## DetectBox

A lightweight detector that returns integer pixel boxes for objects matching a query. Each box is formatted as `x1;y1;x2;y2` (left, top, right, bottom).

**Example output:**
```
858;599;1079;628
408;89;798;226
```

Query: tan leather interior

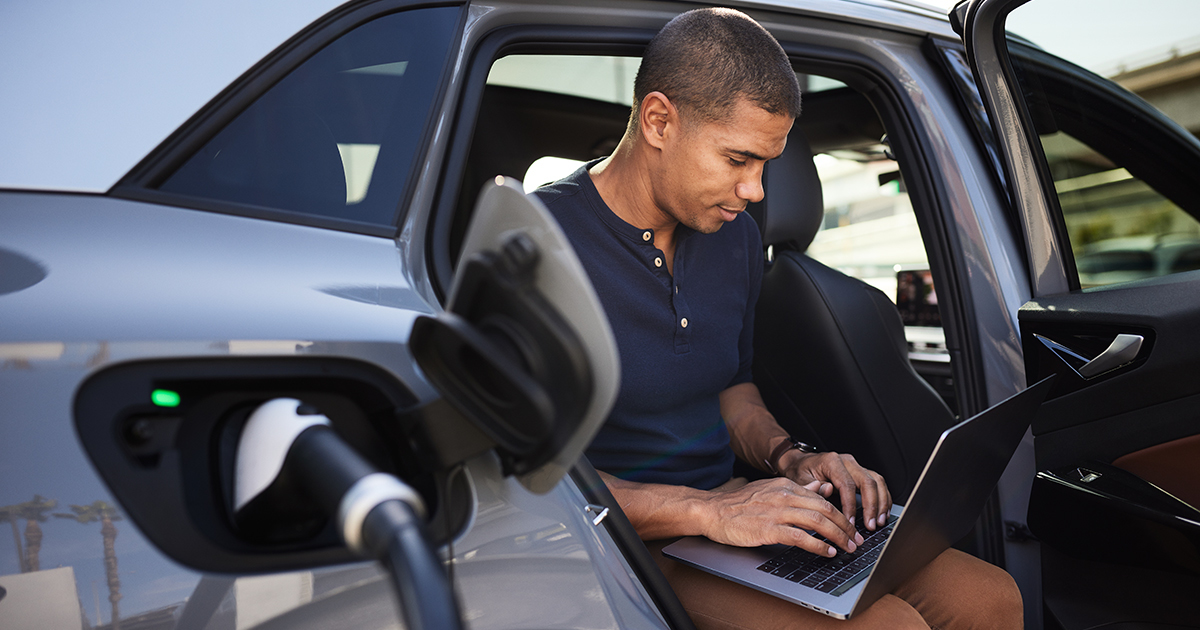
1113;433;1200;510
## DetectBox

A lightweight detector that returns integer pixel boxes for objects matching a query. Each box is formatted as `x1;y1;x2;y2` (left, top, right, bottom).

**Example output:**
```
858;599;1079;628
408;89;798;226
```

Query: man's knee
978;562;1023;624
855;595;930;630
894;549;1023;630
946;553;1024;629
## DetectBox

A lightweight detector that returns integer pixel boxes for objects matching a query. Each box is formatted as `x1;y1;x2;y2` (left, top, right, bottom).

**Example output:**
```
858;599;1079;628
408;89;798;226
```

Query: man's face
654;98;793;234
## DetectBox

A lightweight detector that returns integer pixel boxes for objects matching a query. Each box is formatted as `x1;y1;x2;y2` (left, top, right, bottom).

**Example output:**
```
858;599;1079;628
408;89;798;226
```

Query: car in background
1075;235;1200;287
3;1;1200;629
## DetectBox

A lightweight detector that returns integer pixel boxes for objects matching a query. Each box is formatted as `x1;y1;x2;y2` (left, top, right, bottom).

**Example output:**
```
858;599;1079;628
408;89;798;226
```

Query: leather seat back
747;131;954;502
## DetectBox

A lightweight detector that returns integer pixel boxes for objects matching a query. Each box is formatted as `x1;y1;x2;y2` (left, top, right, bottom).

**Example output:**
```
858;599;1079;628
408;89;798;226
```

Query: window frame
109;0;467;238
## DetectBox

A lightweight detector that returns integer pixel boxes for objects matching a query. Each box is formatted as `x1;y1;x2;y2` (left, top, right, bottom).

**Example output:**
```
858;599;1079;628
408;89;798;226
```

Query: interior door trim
1114;434;1200;510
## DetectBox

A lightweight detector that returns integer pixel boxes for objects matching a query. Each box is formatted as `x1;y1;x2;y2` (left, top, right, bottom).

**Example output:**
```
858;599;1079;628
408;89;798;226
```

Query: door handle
1034;333;1143;379
1078;334;1143;377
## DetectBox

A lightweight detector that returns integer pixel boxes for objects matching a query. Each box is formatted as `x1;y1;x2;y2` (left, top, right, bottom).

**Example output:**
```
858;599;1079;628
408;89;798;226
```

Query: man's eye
729;157;746;166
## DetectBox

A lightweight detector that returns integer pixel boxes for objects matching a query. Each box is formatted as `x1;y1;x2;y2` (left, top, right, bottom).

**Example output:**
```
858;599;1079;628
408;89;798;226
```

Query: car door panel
1020;293;1200;629
1019;281;1200;628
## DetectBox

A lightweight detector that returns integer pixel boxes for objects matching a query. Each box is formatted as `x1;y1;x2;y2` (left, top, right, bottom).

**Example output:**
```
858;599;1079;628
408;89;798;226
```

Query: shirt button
642;231;652;242
681;318;689;328
654;257;663;268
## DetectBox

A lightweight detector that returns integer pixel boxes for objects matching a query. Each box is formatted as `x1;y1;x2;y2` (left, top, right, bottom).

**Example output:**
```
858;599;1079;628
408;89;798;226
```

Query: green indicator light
151;389;181;407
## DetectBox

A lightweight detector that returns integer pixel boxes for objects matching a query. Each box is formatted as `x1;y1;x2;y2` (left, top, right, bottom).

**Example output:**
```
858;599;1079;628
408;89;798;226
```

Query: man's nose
736;167;766;203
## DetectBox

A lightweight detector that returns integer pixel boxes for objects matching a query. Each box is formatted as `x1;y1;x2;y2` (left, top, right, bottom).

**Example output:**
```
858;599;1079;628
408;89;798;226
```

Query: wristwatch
765;436;817;475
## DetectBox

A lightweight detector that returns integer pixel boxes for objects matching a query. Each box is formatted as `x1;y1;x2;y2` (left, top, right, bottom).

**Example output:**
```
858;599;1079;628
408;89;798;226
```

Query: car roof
0;0;953;194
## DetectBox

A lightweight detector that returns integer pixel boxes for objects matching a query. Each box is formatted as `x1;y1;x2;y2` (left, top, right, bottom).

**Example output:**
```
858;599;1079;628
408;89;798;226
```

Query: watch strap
765;437;817;475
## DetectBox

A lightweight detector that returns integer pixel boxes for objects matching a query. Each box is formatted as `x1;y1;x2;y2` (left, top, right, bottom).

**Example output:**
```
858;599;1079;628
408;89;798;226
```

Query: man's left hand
781;451;892;531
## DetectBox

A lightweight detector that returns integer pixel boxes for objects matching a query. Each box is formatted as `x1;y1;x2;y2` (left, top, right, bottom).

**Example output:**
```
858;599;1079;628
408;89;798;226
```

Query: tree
56;501;123;630
0;504;26;573
13;495;56;572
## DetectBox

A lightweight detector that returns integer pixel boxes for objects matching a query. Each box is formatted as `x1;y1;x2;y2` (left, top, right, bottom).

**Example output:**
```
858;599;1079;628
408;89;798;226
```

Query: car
1074;235;1200;287
3;0;1200;629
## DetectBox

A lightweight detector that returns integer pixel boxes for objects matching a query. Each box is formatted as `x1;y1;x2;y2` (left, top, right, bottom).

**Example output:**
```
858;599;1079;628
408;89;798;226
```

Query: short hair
632;8;801;130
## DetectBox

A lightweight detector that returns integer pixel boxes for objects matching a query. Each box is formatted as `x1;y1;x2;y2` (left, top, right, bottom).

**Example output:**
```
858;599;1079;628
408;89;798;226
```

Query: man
535;8;1022;629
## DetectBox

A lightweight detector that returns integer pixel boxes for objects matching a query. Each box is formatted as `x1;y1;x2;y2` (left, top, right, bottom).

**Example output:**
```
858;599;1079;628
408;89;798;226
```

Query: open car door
959;1;1200;628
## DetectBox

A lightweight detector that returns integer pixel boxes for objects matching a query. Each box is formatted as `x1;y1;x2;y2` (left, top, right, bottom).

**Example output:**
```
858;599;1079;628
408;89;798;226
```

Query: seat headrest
747;130;824;252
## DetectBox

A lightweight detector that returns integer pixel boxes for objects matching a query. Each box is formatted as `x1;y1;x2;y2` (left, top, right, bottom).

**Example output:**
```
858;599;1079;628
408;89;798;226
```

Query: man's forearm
598;470;715;540
720;382;808;475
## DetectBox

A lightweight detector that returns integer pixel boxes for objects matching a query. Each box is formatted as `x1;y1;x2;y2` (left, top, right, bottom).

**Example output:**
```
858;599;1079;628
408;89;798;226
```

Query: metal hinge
584;504;609;526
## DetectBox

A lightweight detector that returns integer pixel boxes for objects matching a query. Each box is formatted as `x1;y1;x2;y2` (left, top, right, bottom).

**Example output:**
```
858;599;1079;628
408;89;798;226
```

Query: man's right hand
698;477;864;557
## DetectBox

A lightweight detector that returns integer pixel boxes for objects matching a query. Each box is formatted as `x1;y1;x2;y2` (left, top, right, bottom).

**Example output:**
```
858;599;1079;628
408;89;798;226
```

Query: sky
920;0;1200;74
0;0;340;192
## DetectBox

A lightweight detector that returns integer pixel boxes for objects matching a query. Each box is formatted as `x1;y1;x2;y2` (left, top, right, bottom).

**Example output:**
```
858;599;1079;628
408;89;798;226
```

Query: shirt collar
574;158;695;247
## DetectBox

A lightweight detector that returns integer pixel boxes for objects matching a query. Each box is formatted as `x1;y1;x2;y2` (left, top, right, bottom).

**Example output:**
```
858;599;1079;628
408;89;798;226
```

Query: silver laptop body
662;377;1053;619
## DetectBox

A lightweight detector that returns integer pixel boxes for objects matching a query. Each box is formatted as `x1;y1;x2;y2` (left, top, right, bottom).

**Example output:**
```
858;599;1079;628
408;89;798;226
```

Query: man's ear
639;91;677;150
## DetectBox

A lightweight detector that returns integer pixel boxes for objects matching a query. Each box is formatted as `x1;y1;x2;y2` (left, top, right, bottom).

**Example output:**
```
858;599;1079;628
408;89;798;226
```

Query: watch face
787;437;815;453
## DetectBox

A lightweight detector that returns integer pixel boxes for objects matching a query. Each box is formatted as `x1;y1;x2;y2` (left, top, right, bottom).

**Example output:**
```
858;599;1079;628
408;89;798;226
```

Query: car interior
444;55;960;506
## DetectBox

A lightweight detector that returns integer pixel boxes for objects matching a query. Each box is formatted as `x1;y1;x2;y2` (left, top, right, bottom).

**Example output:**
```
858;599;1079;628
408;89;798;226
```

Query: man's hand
700;477;864;557
781;451;892;531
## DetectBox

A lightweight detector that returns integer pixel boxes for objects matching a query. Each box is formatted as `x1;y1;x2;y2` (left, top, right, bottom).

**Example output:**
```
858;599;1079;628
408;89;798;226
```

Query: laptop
662;376;1053;619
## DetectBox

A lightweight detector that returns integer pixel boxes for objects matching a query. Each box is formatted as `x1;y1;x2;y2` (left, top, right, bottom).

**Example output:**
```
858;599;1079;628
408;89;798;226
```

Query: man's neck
589;144;680;272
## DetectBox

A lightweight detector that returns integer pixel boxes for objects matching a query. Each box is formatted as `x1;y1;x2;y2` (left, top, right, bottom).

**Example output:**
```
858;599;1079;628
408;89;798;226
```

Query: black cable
363;500;463;630
286;424;462;630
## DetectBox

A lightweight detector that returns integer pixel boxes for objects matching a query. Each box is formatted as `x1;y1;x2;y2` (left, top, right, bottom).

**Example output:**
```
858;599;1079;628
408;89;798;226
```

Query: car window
485;55;639;192
485;57;918;300
157;7;459;227
1004;0;1200;288
487;56;850;112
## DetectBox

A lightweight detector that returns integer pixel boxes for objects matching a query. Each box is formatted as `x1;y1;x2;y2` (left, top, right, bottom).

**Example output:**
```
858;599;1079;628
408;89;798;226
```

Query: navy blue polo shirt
535;163;763;490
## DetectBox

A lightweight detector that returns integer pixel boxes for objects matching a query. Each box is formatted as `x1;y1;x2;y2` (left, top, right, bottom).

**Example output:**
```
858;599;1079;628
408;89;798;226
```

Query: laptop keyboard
755;510;897;596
